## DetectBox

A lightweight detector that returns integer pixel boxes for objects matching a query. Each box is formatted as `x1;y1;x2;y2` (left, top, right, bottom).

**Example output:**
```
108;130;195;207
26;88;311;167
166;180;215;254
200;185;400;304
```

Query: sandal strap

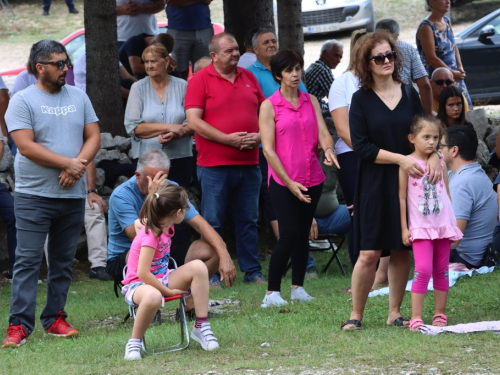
432;313;448;323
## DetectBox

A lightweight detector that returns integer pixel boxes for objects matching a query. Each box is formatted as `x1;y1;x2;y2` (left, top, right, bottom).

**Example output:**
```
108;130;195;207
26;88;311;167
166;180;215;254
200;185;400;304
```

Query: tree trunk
223;0;274;54
277;0;304;56
83;0;126;136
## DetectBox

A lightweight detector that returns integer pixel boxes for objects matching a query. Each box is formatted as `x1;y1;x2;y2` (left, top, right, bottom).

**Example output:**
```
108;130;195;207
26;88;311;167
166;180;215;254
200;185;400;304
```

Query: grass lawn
1;246;499;374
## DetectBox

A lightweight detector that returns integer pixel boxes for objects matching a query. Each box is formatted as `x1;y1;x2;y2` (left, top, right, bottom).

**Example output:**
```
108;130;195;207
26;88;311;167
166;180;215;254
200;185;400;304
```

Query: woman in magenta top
259;50;339;308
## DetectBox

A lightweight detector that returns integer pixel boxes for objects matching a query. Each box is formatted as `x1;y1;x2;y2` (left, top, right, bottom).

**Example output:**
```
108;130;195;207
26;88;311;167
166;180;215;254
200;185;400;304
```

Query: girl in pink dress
398;115;462;332
122;184;218;360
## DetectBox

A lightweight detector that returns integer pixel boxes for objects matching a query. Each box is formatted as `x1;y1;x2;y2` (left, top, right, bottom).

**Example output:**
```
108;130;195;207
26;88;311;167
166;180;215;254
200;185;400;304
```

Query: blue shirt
107;176;199;260
448;162;497;266
166;3;211;30
247;60;308;99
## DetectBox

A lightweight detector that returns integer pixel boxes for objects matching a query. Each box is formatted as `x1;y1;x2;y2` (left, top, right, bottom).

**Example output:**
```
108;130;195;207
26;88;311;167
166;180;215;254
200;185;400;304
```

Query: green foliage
1;248;499;374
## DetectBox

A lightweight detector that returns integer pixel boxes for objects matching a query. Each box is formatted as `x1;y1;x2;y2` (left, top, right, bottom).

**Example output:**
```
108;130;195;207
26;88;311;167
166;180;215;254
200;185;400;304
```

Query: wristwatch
87;189;99;195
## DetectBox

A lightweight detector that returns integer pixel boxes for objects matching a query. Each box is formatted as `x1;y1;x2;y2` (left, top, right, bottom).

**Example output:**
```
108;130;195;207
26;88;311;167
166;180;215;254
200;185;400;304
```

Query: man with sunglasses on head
2;40;100;348
431;67;469;115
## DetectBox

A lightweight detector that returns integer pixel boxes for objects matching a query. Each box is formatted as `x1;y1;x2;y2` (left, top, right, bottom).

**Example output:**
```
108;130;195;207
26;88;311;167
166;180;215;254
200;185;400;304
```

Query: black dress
349;84;424;253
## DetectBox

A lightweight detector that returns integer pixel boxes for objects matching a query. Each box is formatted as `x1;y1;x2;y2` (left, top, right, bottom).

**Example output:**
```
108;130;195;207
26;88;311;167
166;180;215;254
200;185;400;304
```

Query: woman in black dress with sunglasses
341;31;442;330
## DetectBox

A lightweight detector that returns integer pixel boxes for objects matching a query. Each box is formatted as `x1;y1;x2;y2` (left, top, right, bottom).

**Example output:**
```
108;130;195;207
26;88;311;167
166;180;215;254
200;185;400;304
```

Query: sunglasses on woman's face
369;51;397;65
432;79;454;86
38;59;73;70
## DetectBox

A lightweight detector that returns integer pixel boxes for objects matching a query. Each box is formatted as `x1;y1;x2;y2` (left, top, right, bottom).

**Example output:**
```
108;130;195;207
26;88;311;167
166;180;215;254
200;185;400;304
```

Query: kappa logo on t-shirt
41;105;77;116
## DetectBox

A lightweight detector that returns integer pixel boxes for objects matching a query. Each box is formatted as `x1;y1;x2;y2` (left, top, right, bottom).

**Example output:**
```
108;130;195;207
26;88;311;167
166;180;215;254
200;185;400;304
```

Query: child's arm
137;246;188;297
398;167;412;247
134;219;144;235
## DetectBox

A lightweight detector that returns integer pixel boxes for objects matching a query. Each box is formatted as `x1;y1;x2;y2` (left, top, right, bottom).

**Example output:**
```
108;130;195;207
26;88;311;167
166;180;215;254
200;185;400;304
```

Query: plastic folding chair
122;257;190;355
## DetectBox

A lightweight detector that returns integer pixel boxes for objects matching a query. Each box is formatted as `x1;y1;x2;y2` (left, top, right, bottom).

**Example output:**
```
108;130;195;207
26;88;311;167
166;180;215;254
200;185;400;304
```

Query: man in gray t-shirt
441;125;497;268
2;40;100;349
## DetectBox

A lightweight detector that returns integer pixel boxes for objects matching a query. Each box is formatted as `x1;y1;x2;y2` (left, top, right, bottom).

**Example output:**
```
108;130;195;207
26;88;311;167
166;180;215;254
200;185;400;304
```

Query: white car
302;0;375;35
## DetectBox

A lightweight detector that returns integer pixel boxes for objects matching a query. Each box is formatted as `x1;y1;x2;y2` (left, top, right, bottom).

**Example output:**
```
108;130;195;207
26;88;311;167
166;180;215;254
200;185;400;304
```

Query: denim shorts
122;271;171;306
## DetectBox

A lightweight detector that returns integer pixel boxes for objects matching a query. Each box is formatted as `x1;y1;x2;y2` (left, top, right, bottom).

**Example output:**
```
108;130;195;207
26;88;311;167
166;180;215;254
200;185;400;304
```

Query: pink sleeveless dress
406;156;462;241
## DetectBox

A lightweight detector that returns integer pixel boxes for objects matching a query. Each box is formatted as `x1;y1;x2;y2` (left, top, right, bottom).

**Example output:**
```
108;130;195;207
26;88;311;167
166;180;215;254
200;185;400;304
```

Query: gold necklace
374;84;395;103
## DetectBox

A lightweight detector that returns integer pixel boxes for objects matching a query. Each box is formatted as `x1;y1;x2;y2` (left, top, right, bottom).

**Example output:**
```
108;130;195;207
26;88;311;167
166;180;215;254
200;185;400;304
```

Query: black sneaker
69;8;79;13
43;10;49;15
89;267;113;281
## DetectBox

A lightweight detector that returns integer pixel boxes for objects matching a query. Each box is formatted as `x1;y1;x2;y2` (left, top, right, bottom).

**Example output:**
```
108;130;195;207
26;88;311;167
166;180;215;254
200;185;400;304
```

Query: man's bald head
209;33;238;54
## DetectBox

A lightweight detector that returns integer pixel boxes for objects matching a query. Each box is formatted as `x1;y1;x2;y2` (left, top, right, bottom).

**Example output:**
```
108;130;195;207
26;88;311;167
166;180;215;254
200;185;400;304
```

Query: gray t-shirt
124;76;191;160
5;84;99;199
448;162;498;266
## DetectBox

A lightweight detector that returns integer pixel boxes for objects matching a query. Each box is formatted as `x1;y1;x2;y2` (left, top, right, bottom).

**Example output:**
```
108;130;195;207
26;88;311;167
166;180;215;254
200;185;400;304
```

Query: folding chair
122;256;190;355
309;234;347;276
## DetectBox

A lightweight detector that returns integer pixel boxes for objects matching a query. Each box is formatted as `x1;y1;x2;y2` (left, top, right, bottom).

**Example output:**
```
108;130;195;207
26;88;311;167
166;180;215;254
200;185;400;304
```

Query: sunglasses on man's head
432;79;454;86
369;51;397;65
38;59;73;70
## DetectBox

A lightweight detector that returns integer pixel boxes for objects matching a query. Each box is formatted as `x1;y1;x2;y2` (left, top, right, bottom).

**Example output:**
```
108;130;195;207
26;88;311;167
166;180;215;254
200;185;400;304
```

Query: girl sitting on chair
122;184;219;360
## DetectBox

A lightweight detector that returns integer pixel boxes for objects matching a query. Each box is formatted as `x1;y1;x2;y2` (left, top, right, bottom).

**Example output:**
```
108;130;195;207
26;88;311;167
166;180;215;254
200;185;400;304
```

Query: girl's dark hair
139;184;189;237
437;85;465;127
408;115;443;151
351;30;402;90
270;49;304;85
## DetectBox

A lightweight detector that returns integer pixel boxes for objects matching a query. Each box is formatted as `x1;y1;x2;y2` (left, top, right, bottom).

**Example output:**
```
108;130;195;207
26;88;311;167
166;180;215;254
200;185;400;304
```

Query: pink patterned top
406;156;463;241
122;225;175;285
267;89;325;188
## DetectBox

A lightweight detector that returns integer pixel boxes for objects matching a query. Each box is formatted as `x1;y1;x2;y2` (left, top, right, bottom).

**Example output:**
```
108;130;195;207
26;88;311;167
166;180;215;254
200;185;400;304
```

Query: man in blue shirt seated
441;125;497;268
106;149;237;305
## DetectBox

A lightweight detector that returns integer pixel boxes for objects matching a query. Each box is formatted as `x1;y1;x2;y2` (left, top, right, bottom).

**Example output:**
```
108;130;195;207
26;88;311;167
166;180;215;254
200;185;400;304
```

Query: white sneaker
261;291;288;308
191;322;219;351
124;339;142;360
309;239;331;250
291;287;315;302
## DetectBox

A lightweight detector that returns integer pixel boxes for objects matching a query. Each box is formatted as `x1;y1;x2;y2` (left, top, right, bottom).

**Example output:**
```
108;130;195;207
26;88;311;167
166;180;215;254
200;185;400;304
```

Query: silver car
302;0;375;35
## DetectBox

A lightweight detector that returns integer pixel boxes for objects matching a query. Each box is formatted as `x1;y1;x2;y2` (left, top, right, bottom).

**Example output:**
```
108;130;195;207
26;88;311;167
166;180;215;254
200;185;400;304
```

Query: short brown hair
270;50;304;85
139;184;189;237
142;43;174;73
351;30;402;90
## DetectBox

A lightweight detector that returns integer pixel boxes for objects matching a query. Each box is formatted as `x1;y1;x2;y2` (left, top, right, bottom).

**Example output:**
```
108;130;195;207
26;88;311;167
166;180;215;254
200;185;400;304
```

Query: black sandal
341;319;362;330
391;316;410;327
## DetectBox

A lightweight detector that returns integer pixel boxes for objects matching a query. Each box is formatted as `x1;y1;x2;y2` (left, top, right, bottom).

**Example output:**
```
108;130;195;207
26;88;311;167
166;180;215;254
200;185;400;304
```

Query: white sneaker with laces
261;291;289;308
291;286;315;302
124;339;142;360
191;322;219;351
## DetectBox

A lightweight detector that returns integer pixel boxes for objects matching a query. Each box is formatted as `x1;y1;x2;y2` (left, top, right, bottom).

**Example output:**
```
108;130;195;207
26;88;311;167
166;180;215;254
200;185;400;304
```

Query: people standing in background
116;0;165;48
42;0;79;16
166;0;214;80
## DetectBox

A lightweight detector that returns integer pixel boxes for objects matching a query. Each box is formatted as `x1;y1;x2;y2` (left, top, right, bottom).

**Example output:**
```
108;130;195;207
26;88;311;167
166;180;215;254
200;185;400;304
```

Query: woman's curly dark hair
351;30;402;91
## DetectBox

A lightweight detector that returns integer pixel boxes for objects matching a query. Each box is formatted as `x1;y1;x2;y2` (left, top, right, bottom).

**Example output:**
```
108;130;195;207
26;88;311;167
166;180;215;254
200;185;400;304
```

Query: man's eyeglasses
438;143;452;150
369;51;397;65
432;79;454;86
38;59;73;70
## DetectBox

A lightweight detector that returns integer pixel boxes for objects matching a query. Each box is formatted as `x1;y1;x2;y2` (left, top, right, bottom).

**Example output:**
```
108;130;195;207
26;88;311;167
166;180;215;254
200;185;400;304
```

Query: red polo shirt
185;63;265;167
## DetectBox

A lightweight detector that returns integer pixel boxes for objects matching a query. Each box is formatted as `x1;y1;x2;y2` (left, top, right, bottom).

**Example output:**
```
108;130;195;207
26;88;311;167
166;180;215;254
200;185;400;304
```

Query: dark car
456;8;500;104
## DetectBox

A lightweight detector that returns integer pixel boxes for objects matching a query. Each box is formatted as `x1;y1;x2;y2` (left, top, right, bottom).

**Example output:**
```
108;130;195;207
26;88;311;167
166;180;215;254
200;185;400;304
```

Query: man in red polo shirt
186;32;266;285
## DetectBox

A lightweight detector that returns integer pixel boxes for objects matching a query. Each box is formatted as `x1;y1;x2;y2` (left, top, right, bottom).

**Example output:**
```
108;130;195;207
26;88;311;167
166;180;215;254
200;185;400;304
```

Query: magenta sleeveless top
267;89;325;188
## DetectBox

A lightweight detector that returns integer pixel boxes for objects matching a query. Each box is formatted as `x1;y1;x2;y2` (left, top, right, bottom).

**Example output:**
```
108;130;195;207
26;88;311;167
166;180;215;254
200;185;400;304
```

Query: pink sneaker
2;324;28;348
45;310;79;338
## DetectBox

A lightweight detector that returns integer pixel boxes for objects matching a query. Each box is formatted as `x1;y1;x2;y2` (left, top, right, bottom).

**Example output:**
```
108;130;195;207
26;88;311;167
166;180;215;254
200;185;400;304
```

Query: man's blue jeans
9;193;85;335
197;165;262;282
307;204;351;269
